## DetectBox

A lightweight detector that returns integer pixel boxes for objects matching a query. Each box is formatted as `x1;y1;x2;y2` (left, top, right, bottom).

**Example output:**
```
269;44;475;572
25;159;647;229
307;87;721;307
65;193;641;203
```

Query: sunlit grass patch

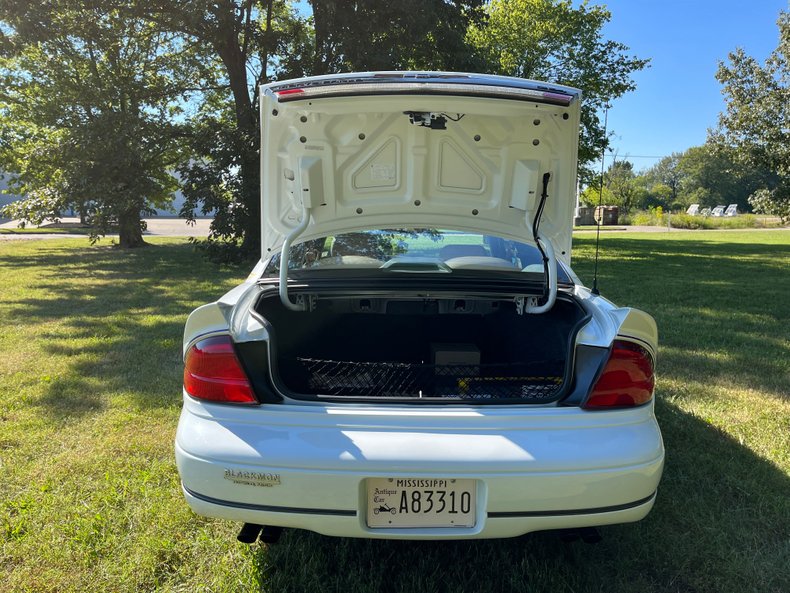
1;231;788;592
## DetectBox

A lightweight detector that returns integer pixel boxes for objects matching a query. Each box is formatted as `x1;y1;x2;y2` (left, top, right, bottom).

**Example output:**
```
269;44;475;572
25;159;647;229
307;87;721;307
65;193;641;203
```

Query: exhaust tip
237;523;284;544
237;523;262;544
259;525;284;544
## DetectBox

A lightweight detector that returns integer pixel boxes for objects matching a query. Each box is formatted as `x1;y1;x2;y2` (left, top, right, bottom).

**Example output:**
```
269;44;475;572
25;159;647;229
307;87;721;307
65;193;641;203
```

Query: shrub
624;209;775;230
665;213;708;229
631;207;666;227
667;213;765;229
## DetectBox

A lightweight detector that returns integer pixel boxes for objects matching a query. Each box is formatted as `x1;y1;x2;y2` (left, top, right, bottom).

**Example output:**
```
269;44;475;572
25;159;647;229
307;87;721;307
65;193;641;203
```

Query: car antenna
591;106;609;296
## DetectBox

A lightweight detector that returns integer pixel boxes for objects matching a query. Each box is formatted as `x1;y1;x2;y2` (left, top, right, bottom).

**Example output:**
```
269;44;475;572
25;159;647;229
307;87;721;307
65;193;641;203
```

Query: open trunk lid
259;72;582;268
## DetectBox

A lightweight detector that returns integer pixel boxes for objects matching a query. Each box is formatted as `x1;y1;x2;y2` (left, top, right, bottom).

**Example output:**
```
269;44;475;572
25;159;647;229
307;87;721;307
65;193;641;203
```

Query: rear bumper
182;484;657;540
175;395;664;539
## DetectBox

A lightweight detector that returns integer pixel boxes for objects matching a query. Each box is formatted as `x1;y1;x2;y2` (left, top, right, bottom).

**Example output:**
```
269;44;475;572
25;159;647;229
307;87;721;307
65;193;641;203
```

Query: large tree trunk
215;16;260;257
238;150;260;256
309;0;336;75
117;207;146;248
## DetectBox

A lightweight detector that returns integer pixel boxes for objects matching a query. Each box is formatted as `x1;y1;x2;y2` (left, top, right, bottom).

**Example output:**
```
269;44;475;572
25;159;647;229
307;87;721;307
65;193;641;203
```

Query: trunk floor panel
295;357;564;400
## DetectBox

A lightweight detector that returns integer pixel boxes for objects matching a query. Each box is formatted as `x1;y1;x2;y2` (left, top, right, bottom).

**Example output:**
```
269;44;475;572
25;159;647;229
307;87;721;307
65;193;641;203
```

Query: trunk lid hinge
295;293;317;312
279;205;312;311
515;296;541;316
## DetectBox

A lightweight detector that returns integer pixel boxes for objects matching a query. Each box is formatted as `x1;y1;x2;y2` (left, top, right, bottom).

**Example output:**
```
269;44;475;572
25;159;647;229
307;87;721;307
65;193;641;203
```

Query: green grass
1;232;788;592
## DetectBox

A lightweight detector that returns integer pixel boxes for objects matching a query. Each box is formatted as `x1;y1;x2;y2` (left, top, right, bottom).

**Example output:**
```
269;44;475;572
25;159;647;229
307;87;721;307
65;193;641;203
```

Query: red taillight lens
583;340;655;409
183;336;257;404
275;88;305;98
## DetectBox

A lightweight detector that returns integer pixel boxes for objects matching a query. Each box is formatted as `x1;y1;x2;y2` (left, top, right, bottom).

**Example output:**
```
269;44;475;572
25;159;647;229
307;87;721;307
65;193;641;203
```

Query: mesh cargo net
295;357;564;401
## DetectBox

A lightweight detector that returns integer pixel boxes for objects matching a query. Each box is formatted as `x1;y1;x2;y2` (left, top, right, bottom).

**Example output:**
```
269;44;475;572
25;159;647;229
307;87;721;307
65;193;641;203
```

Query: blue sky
595;0;787;171
293;1;786;172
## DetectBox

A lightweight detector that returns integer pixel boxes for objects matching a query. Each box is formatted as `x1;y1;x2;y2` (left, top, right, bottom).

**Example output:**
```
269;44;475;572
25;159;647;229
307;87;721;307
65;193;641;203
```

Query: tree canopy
0;1;205;246
468;0;648;182
1;0;655;252
712;11;789;222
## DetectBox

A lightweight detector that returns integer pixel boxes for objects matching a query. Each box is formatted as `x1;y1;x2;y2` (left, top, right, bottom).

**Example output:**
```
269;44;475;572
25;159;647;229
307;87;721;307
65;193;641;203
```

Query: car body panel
175;72;663;540
181;487;657;540
259;72;581;267
176;395;663;539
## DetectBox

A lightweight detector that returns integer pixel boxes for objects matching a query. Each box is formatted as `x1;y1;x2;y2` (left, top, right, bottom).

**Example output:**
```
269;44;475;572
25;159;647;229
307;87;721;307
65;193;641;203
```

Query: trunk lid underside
260;72;582;268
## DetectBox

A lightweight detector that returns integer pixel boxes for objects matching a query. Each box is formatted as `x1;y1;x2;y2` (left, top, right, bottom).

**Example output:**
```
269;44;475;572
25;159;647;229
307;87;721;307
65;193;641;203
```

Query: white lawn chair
724;204;738;217
686;204;700;215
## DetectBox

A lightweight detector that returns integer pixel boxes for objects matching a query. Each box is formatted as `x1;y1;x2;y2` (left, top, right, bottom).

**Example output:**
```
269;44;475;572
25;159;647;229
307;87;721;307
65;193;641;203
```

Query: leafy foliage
603;160;645;213
749;188;790;224
597;141;779;216
643;153;683;205
0;1;200;247
712;11;789;223
676;144;764;211
144;0;486;260
130;0;300;257
309;0;485;74
0;1;662;252
468;0;649;182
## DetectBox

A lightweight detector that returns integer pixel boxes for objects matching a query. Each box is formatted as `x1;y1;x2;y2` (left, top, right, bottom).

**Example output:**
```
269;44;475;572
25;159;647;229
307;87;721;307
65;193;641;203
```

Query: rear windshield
264;229;571;282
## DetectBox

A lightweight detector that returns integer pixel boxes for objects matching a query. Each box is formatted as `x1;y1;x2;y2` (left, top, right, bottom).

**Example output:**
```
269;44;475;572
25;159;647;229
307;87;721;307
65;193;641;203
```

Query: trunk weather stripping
522;172;557;314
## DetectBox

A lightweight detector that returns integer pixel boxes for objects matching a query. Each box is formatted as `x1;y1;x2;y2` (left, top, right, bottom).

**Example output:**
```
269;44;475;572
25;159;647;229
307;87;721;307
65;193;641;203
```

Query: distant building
0;171;211;219
0;174;21;209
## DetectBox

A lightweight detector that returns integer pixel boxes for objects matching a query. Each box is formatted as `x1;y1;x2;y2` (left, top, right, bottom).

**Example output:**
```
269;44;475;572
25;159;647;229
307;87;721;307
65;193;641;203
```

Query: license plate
366;478;476;528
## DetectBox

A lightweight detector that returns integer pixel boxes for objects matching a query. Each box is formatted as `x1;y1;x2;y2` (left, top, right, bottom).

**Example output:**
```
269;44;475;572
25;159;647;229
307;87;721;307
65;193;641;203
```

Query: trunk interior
253;292;588;403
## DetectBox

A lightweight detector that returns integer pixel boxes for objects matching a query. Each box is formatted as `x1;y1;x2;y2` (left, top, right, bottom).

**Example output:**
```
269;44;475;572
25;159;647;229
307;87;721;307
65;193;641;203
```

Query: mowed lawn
1;231;788;593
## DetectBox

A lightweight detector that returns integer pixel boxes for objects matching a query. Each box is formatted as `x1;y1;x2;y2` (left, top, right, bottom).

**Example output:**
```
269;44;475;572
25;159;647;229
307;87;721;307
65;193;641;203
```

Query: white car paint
259;73;581;268
175;72;663;540
176;391;663;539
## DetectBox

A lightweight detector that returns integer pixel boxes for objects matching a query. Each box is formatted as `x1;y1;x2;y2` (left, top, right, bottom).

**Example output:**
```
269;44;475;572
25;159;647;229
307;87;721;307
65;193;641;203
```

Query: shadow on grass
572;236;790;399
256;399;789;593
253;235;789;592
0;242;247;421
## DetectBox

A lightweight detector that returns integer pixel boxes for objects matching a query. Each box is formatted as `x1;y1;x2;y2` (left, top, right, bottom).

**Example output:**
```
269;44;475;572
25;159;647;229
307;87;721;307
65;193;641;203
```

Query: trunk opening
252;291;588;403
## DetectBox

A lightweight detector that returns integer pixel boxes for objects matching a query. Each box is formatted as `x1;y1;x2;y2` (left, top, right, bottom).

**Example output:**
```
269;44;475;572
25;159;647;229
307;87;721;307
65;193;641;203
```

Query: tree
0;2;200;247
712;11;789;222
604;160;642;213
579;183;615;208
139;1;485;258
642;182;673;210
677;144;766;212
309;0;485;74
467;0;649;182
644;153;684;205
127;1;299;255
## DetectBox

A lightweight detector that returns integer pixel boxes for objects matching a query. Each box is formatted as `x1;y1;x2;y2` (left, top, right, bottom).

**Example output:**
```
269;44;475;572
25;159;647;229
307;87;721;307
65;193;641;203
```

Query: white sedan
175;72;664;542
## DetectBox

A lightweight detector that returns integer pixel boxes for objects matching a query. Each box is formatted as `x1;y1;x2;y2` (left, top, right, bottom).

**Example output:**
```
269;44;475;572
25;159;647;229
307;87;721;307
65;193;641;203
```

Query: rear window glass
264;229;571;282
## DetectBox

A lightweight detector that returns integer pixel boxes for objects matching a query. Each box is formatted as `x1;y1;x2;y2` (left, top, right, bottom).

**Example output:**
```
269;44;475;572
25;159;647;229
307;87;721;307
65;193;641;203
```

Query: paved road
2;218;787;242
0;217;212;241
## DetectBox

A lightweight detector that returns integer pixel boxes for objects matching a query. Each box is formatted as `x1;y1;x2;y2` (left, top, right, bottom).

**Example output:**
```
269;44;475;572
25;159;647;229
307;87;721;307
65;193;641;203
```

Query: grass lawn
1;231;788;592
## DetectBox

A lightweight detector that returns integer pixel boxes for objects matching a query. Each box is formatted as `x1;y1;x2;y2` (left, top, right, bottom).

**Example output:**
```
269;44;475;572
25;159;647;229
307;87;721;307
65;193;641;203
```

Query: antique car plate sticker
367;478;476;528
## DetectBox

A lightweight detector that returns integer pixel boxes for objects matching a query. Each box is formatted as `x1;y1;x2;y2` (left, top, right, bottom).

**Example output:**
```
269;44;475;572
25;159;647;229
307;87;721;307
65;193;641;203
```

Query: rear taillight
183;335;257;404
583;340;655;409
